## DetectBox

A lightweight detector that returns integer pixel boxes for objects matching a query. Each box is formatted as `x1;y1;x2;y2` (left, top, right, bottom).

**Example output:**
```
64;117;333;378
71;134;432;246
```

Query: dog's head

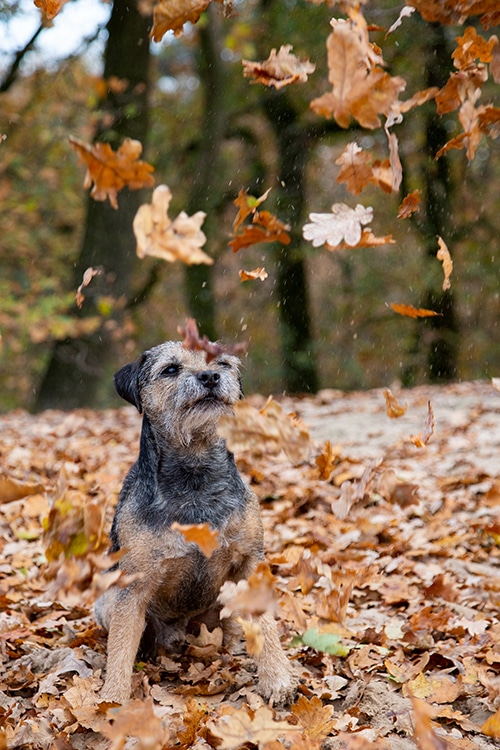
114;341;242;446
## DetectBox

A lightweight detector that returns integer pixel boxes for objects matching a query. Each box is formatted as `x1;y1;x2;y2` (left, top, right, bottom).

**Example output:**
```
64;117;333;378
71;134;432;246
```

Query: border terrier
94;341;297;705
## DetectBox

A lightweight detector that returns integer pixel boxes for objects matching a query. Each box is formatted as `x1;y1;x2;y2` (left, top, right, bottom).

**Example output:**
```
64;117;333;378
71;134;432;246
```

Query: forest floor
1;380;500;749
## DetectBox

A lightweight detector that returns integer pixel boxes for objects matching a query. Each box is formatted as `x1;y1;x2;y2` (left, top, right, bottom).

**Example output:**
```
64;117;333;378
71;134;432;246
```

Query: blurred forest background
1;0;499;412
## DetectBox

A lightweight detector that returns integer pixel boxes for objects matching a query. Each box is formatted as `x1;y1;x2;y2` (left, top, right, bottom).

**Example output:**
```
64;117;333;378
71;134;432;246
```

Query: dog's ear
114;355;145;413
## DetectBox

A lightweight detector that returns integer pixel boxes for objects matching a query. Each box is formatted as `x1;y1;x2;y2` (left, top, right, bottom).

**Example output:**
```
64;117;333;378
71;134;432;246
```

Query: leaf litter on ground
1;380;500;748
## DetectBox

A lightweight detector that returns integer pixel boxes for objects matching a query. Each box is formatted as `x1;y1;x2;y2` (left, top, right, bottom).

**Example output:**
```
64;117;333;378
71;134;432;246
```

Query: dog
94;341;297;705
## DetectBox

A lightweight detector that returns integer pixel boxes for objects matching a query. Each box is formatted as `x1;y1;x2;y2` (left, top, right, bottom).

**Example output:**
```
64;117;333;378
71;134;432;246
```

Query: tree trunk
402;23;459;386
183;5;226;342
34;0;151;411
263;90;319;394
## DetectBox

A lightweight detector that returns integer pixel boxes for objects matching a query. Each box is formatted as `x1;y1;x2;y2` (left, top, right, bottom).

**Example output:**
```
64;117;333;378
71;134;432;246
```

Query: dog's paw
257;665;299;707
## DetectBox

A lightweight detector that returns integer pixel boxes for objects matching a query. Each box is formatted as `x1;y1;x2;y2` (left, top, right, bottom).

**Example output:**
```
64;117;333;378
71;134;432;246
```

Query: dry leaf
315;440;339;480
436;236;453;291
134;185;211;265
233;188;271;232
398;189;421;218
207;705;300;749
242;44;315;89
409;695;448;750
383;388;408;418
390;303;442;319
75;267;103;309
310;16;405;129
101;697;167;749
239;267;268;282
171;522;219;558
237;617;264;656
151;0;212;41
482;706;500;738
0;476;45;504
290;696;335;741
69;136;154;210
219;563;276;619
386;6;416;36
335;143;373;195
34;0;68;19
178;318;247;363
303;204;373;248
410;401;435;448
217;396;312;464
230;212;290;252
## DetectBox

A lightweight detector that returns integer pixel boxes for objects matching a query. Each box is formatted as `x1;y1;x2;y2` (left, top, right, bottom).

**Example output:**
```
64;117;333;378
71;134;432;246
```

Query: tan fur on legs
254;612;298;706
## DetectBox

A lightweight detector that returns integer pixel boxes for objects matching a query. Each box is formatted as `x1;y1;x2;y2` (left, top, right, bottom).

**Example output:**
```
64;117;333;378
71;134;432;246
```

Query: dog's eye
160;363;181;377
218;360;232;369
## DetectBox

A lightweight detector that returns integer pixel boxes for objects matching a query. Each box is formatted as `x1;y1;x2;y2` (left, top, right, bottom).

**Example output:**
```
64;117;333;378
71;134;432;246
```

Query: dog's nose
197;370;221;389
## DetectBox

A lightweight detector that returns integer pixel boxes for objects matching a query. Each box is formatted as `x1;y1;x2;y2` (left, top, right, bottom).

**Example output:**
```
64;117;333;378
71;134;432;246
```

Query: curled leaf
242;44;315;88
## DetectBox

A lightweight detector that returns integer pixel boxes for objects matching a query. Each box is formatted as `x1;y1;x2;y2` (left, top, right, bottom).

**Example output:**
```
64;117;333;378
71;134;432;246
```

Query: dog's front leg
100;585;149;703
254;611;298;707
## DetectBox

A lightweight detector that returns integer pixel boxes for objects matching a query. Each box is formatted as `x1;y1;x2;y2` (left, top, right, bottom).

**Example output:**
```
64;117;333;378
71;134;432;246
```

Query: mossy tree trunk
35;0;151;410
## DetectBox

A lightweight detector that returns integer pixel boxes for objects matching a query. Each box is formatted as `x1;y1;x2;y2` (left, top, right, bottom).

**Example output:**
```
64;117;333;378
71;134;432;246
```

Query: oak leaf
290;696;336;741
171;522;219;558
315;440;340;480
150;0;211;41
217;396;312;464
303;204;373;248
478;105;500;137
75;267;103;309
230;207;290;252
218;563;276;619
390;303;442;319
178;318;247;363
398;189;421;219
409;696;448;750
101;698;167;749
34;0;67;19
242;45;315;89
310;17;405;129
133;185;211;265
69;136;154;210
335;143;373;195
407;0;497;25
239;267;268;282
233;188;271;231
453;26;496;70
383;388;408;418
410;401;435;448
436;236;453;291
237;617;264;656
482;706;500;738
207;705;300;750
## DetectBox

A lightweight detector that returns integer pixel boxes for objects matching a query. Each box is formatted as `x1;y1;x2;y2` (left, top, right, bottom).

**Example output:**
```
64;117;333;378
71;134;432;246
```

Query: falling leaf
233;188;271;232
310;17;406;129
133;184;211;265
410;401;435;448
207;705;300;750
315;440;339;480
398;189;421;218
335;143;373;195
171;522;219;558
34;0;68;19
478;106;500;137
294;628;350;656
409;695;448;750
230;211;291;252
290;696;336;741
390;303;442;319
150;0;211;41
219;563;277;619
69;136;154;210
492;377;500;391
383;388;408;418
452;26;496;71
217;396;312;464
177;318;247;363
0;476;45;504
331;229;395;250
303;204;373;248
242;44;315;89
239;267;268;282
237;617;264;656
75;267;103;309
101;697;167;749
386;6;416;37
436;236;453;291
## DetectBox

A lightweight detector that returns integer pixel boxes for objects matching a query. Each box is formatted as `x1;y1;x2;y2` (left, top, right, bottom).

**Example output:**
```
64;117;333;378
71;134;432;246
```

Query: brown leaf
239;267;268;282
410;401;435;448
217;396;312;464
398;189;421;218
237;617;264;656
452;26;496;71
177;318;247;363
436;236;453;291
75;267;103;309
478;105;500;137
171;522;219;557
34;0;67;19
230;211;291;252
409;696;448;750
315;440;340;480
390;303;442;319
242;45;315;89
151;0;211;41
219;562;277;619
69;136;154;209
233;188;271;232
101;697;168;749
207;705;300;749
290;696;335;741
335;143;373;195
482;706;500;738
383;388;408;418
0;476;45;504
134;185;211;266
176;698;208;746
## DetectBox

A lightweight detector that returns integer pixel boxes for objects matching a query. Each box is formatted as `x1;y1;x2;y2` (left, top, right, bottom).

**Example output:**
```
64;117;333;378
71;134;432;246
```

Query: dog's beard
167;397;232;448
